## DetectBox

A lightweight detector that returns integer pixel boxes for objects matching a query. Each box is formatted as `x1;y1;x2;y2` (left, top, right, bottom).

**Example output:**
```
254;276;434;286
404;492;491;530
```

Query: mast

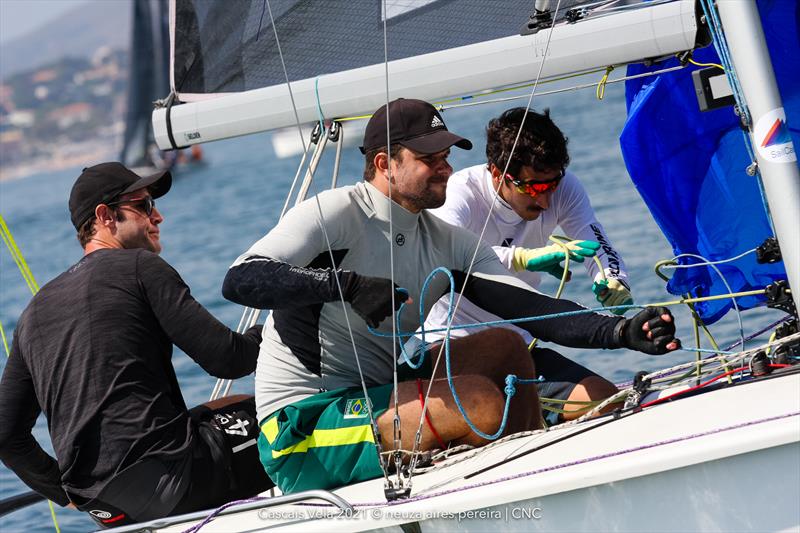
716;2;800;313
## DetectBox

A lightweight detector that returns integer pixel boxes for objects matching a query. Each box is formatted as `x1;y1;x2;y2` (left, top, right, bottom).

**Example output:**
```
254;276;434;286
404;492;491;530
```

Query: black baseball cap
69;162;172;230
359;98;472;155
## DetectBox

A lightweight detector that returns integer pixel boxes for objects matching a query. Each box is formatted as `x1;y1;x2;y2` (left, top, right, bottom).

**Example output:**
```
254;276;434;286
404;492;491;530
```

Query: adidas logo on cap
430;115;444;128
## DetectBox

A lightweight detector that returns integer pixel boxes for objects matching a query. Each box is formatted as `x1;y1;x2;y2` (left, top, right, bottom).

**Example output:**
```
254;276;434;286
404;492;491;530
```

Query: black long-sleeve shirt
0;248;260;505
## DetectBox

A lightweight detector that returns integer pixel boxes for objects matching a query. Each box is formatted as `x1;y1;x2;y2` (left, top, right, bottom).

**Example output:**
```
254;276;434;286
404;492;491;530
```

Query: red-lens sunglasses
504;169;564;197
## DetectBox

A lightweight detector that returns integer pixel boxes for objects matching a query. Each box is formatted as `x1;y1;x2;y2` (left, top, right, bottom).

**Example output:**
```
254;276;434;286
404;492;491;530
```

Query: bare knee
451;375;505;445
561;376;619;420
576;376;618;400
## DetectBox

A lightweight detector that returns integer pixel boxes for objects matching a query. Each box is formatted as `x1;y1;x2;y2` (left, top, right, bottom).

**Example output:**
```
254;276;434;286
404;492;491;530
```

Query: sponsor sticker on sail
754;108;796;163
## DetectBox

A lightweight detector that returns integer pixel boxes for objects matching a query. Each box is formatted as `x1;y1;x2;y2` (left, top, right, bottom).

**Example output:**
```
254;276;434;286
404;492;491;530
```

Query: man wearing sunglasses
223;99;679;495
0;162;272;527
416;107;634;424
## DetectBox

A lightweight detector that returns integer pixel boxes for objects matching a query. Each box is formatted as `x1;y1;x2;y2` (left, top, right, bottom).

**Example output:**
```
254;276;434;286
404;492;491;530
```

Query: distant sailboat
120;0;203;174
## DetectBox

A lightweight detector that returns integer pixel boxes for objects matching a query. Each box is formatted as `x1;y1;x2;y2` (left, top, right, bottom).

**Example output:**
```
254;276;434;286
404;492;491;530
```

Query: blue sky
0;0;90;43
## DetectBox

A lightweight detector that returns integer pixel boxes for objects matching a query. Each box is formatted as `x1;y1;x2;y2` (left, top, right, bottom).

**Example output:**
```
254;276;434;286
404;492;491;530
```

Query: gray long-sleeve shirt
224;181;624;423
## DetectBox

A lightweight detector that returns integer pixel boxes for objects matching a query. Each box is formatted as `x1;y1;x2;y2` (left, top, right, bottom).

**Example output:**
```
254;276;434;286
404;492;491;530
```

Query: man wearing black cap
223;99;679;495
0;162;272;527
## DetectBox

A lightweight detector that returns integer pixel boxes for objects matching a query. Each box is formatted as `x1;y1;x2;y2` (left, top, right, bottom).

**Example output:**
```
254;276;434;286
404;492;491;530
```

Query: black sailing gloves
617;306;681;355
341;272;409;328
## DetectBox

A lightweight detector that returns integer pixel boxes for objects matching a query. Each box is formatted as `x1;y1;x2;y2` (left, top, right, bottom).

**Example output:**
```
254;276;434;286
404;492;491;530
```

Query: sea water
0;85;783;532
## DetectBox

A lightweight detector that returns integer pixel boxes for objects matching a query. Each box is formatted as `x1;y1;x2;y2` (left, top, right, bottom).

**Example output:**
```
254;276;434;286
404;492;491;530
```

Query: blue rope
396;267;455;368
313;77;326;134
366;264;752;438
374;267;551;440
371;302;644;340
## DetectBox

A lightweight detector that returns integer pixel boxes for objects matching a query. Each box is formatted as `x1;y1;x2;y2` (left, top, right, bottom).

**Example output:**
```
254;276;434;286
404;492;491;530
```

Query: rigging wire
671;252;748;353
210;0;327;400
697;0;775;234
440;64;686;112
333;64;687;124
254;0;394;484
653;247;760;380
655;246;760;380
211;126;330;401
380;0;406;492
409;0;567;479
264;0;309;155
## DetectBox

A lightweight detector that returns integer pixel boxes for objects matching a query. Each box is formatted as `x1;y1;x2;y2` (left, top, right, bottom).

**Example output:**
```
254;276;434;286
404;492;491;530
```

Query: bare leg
376;376;505;451
200;394;252;409
428;328;541;433
559;376;618;420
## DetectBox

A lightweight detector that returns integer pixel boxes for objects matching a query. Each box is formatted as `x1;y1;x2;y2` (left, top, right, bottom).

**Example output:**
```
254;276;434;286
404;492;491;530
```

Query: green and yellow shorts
257;384;392;494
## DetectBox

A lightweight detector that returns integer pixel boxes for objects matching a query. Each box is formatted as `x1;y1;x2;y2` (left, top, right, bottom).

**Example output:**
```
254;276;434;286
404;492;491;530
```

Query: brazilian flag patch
343;398;369;419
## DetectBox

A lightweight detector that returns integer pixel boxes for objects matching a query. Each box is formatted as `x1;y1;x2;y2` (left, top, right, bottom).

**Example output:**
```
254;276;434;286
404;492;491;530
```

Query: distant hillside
1;0;132;80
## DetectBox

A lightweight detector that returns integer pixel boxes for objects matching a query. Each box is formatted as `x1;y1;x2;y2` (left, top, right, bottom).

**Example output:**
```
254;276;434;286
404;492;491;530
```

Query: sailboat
36;0;800;531
120;0;204;174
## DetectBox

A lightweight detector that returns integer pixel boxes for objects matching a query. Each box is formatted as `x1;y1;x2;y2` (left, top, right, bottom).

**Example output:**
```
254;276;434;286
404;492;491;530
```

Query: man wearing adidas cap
224;98;680;494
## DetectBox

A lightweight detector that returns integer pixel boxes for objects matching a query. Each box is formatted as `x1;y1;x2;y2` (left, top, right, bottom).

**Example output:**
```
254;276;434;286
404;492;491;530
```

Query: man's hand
244;324;263;343
592;278;634;315
342;273;411;328
512;240;600;275
620;307;681;355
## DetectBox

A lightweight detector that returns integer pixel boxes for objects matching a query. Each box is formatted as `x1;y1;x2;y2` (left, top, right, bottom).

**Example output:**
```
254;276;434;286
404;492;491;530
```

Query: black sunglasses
106;196;156;216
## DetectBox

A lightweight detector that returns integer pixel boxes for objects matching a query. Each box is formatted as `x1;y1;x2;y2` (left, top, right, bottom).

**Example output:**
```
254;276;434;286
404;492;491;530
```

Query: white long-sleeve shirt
414;164;628;347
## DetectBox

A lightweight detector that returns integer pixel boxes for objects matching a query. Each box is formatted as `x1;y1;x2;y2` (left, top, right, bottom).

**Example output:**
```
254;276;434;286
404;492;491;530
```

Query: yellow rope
0;320;9;356
645;289;766;308
596;65;614;100
48;500;61;533
654;260;734;381
687;57;725;71
527;235;608;351
0;214;39;360
541;396;622;416
766;331;777;355
336;68;610;123
0;215;60;531
0;214;39;294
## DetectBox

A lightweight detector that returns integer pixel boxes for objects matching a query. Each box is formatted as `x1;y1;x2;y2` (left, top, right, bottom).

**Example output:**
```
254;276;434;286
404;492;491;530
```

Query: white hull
139;370;800;533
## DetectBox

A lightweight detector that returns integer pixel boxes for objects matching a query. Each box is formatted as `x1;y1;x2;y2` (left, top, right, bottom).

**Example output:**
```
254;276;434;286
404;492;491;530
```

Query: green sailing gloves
511;240;601;277
592;277;634;314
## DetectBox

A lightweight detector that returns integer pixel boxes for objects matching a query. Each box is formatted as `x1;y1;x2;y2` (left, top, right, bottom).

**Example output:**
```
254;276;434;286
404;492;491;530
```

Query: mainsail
154;0;701;148
172;0;544;97
620;0;797;323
